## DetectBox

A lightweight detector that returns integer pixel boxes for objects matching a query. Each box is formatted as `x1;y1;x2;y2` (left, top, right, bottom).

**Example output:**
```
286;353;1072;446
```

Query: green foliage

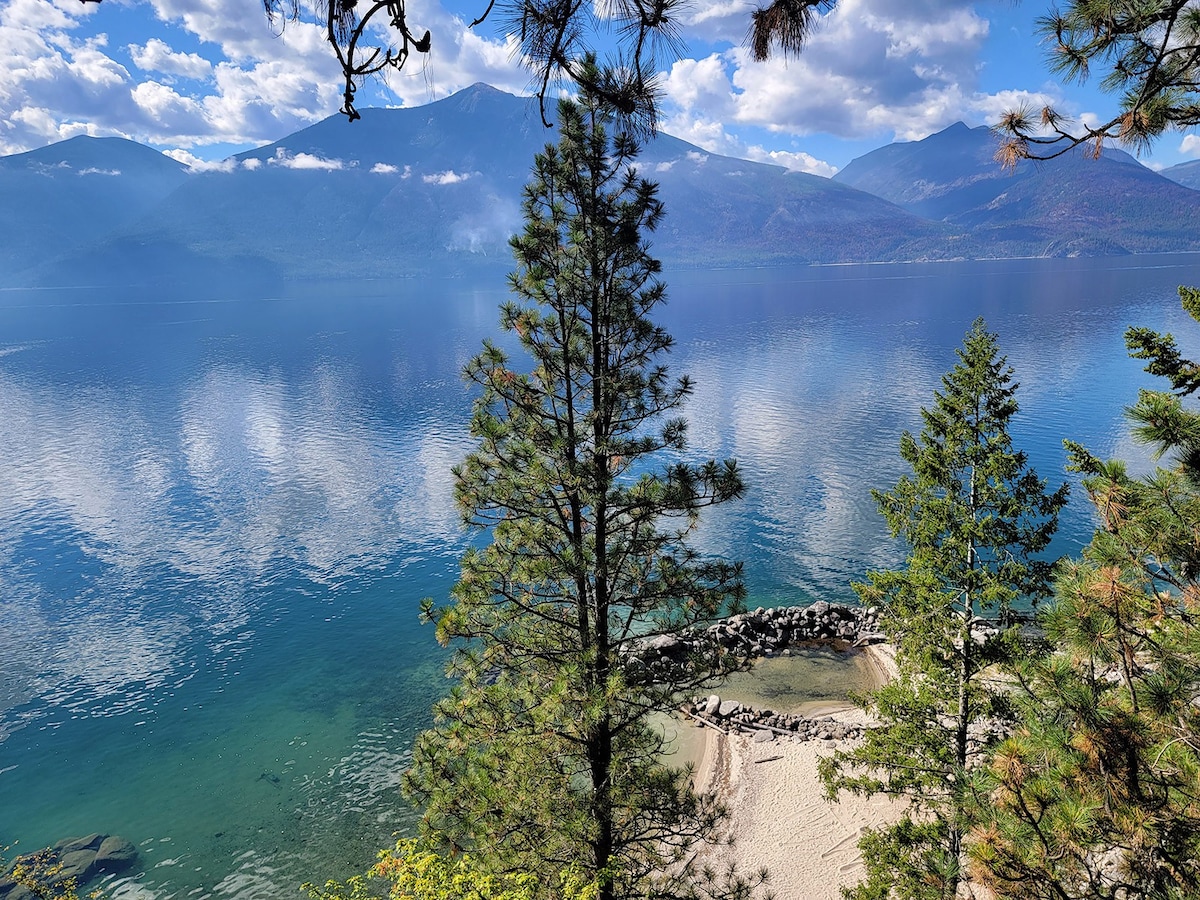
969;287;1200;900
303;839;597;900
820;318;1067;900
3;848;98;900
996;0;1200;161
404;86;760;900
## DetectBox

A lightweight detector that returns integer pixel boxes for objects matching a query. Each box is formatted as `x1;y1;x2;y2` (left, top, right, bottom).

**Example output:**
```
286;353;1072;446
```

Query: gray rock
702;695;721;716
54;849;98;884
717;700;742;718
641;634;680;653
52;835;103;855
96;836;137;871
753;730;775;743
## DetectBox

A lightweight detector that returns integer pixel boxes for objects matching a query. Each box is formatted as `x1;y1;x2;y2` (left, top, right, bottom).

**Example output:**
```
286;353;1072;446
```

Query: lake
2;254;1198;899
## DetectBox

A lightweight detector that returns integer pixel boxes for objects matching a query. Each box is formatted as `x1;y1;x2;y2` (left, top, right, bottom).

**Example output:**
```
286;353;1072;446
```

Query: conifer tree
404;85;756;900
820;319;1068;900
969;288;1200;900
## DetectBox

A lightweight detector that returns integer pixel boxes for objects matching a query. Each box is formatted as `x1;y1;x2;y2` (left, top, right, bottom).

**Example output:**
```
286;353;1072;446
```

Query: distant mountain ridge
833;122;1200;258
0;136;188;282
3;87;1199;290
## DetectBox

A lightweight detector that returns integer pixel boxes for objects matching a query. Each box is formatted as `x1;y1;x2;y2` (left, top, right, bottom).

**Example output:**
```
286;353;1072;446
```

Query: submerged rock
1;833;139;899
95;836;137;869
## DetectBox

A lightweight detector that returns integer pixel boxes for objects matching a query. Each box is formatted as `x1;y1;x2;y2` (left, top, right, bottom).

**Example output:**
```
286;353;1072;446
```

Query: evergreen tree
404;86;756;900
820;319;1068;900
996;0;1200;163
969;288;1200;900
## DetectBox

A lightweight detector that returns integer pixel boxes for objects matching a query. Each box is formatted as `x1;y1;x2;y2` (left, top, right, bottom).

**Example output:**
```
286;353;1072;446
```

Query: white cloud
242;157;262;170
663;0;1056;148
371;162;412;176
422;169;474;184
269;148;345;170
654;160;675;172
662;109;839;176
743;146;838;177
1181;134;1200;157
129;38;212;79
78;167;120;175
164;147;237;172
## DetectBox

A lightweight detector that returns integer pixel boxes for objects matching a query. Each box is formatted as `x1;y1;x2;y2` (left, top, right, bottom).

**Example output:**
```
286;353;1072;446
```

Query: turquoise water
2;256;1199;897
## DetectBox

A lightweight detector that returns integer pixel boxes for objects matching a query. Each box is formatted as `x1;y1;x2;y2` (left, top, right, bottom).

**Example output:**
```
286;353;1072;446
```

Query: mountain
0;136;189;281
833;123;1200;256
1161;158;1200;191
7;85;947;288
7;91;1200;290
832;122;1011;220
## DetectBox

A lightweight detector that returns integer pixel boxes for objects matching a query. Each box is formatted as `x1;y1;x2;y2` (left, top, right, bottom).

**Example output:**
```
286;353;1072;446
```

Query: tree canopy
403;84;758;900
996;0;1200;163
968;289;1200;899
820;319;1068;900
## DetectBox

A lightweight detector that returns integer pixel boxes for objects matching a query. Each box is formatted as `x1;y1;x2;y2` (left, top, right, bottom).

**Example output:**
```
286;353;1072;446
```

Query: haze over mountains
4;83;1200;290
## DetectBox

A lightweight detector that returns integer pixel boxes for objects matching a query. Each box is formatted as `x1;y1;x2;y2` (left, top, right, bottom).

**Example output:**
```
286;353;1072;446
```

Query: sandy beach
691;645;903;900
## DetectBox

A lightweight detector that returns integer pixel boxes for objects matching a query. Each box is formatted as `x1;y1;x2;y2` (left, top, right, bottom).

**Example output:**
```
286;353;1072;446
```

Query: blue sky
4;0;1197;174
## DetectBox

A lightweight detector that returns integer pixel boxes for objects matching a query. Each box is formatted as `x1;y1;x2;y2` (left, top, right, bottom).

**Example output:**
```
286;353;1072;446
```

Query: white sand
691;645;904;900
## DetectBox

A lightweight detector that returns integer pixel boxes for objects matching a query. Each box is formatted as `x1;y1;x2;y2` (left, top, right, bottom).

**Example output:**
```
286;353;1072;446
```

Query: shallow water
661;647;876;772
712;649;877;714
3;255;1200;897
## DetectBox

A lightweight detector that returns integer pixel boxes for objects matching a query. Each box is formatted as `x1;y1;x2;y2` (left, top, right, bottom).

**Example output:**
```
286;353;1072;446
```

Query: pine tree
404;86;757;900
820;318;1068;900
969;288;1200;900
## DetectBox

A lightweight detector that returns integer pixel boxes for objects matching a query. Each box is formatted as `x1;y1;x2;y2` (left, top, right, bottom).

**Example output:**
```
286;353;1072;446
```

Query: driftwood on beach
680;698;866;744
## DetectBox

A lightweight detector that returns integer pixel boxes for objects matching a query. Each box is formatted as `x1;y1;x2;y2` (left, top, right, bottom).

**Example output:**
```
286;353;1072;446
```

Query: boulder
56;849;101;885
95;836;137;871
52;835;103;855
717;700;742;718
640;634;680;653
702;695;721;716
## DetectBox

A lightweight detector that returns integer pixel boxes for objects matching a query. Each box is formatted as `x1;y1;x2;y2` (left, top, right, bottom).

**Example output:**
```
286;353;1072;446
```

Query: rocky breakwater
703;602;883;656
629;602;884;681
682;695;865;744
1;834;138;900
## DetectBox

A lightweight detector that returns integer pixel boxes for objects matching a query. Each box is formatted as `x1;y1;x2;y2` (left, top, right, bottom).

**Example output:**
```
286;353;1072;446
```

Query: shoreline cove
689;644;902;899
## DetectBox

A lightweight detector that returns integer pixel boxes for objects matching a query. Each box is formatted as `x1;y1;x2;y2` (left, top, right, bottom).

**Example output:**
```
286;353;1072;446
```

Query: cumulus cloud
242;157;262;170
128;38;212;79
743;146;838;177
269;148;345;170
662;110;839;176
422;169;474;184
1182;135;1200;157
0;0;534;159
663;0;1063;149
371;162;412;176
164;148;237;172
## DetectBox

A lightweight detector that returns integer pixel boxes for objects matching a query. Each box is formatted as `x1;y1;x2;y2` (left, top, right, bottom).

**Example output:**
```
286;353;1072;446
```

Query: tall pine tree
969;288;1200;900
404;85;757;900
820;318;1068;900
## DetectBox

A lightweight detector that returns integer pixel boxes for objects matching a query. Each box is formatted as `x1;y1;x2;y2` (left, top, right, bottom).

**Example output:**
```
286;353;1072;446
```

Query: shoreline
691;644;903;899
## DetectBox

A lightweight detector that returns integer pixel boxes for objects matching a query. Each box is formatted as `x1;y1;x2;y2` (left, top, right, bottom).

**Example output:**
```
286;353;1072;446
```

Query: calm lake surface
3;255;1199;898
